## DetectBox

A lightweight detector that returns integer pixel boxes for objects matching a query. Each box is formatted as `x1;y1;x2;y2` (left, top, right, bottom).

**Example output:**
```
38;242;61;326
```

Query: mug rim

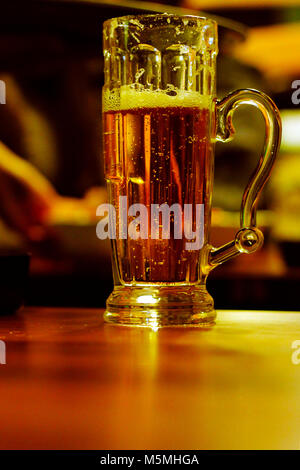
103;13;217;29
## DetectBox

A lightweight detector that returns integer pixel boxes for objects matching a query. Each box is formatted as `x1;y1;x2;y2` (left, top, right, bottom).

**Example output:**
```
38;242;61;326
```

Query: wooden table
0;307;299;450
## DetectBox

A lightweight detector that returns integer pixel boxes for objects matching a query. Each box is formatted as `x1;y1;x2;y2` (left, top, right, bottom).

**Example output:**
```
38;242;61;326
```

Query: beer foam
103;86;211;111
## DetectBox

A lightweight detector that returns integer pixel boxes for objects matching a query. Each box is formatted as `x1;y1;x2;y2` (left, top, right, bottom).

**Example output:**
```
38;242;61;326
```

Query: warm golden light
183;0;300;8
136;295;159;305
234;23;300;79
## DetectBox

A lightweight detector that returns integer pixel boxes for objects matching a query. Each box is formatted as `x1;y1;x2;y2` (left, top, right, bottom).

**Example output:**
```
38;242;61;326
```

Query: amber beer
103;88;213;284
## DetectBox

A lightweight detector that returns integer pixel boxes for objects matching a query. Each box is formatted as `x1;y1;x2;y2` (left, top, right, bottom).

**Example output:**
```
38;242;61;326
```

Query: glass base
104;285;216;327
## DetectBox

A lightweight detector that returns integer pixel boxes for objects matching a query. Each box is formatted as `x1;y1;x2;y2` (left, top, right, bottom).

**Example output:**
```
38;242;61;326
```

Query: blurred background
0;0;299;311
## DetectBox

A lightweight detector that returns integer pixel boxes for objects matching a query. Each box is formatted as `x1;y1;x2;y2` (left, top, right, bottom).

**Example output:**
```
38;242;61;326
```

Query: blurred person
0;140;107;243
0;140;57;241
0;35;107;247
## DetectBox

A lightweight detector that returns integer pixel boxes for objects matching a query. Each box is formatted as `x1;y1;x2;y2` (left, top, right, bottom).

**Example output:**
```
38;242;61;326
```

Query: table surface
0;307;300;450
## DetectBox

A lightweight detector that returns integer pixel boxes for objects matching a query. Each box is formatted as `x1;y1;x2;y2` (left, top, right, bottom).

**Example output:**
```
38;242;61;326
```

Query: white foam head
103;85;211;111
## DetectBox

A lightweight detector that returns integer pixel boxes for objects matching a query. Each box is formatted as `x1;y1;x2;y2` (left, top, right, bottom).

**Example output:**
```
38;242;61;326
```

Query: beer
103;87;214;283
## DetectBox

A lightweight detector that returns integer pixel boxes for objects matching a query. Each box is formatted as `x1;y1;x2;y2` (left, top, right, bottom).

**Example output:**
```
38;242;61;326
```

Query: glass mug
102;14;281;327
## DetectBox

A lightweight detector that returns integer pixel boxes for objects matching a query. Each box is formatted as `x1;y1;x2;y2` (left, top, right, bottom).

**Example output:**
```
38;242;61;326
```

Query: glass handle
209;88;282;267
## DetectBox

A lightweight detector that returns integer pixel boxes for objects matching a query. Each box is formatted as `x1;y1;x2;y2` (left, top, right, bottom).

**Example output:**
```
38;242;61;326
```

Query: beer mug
102;14;281;327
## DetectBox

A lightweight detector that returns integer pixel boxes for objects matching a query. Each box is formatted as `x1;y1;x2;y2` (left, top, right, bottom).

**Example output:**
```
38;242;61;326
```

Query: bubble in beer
135;68;145;82
166;90;177;97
